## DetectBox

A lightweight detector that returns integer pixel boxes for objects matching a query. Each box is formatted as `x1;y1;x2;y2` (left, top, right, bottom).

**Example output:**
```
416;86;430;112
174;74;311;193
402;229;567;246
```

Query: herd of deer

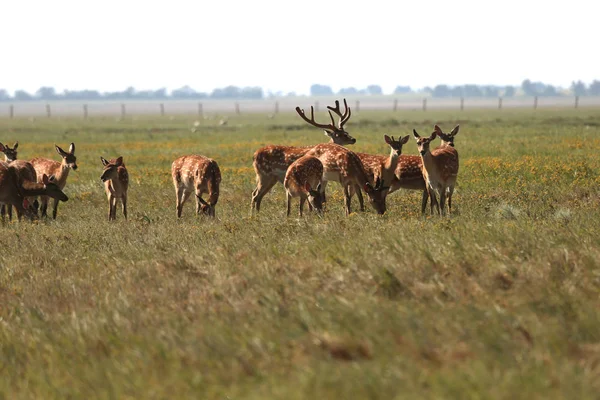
0;99;459;222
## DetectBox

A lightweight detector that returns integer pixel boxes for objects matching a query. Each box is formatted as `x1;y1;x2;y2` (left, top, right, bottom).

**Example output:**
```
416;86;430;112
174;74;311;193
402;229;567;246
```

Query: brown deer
283;155;324;217
30;143;77;219
0;142;18;162
305;143;389;215
100;156;129;221
2;160;40;220
386;125;459;215
251;99;354;213
413;128;459;216
172;155;221;218
355;135;410;205
0;162;68;221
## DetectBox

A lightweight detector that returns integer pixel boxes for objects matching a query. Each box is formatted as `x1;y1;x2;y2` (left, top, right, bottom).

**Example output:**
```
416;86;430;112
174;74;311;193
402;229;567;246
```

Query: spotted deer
413;129;459;216
100;156;129;221
283;155;324;217
305;143;388;215
172;155;221;218
251;99;355;213
0;142;18;162
355;135;410;205
0;162;68;221
30;143;77;219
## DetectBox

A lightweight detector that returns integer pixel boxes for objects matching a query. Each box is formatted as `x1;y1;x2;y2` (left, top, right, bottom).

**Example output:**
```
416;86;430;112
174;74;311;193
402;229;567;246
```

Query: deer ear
363;182;373;193
0;143;5;152
429;132;437;140
384;135;392;145
324;130;333;137
116;156;123;166
451;125;460;136
412;129;420;139
400;135;410;145
13;142;18;150
434;125;443;134
42;174;50;185
304;182;312;192
100;156;109;166
69;143;75;154
316;182;322;192
55;145;66;156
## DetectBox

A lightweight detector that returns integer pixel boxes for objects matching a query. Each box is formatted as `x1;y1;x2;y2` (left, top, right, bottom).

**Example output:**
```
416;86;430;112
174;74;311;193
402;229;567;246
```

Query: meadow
1;107;599;399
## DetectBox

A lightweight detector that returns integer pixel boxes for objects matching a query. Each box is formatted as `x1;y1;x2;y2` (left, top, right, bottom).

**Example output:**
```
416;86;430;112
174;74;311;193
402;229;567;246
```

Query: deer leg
0;204;5;222
430;188;440;216
343;185;352;216
178;190;192;218
286;192;292;217
51;198;59;220
320;181;328;206
439;187;447;217
447;186;454;215
421;189;429;216
354;184;365;212
122;195;128;220
7;204;13;221
299;196;306;217
251;176;278;213
107;195;113;221
195;191;203;215
40;196;49;218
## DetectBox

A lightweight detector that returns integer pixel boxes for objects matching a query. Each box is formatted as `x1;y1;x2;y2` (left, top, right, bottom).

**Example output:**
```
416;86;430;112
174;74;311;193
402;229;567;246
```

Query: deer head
433;125;459;147
0;141;18;162
295;99;356;145
56;143;78;170
196;196;216;217
100;156;123;182
42;174;69;202
363;177;390;215
413;129;437;156
384;134;410;157
304;182;324;214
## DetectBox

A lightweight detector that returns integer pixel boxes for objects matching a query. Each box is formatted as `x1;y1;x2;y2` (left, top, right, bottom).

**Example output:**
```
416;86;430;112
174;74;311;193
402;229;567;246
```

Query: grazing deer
413;128;459;216
283;155;324;217
251;99;355;213
0;142;18;162
356;135;410;204
30;143;77;219
100;156;129;221
305;144;389;215
0;162;68;221
172;155;221;218
1;160;40;220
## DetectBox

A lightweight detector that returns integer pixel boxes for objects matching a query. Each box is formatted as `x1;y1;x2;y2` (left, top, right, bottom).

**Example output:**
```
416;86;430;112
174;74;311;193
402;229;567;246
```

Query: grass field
1;108;600;399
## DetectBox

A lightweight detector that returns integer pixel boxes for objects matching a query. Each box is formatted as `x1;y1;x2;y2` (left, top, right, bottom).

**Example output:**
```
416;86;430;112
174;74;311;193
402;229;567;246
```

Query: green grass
1;108;600;399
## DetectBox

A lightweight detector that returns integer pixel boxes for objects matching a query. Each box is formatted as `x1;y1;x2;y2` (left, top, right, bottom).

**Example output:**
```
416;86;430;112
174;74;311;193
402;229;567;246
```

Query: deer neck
383;148;400;177
55;161;70;188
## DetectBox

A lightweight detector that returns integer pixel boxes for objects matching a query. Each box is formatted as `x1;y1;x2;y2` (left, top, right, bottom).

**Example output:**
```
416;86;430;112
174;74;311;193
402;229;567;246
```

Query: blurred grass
1;108;600;399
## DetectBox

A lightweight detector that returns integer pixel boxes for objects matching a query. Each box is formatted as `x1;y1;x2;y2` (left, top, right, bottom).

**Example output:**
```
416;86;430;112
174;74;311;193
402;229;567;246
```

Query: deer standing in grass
30;143;77;219
413;127;459;216
284;155;324;217
100;156;129;221
172;155;221;218
251;99;355;213
0;161;68;221
305;143;389;215
355;134;410;205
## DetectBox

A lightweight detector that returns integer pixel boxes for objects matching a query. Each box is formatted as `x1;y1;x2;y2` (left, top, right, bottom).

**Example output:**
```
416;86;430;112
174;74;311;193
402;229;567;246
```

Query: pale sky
1;0;597;95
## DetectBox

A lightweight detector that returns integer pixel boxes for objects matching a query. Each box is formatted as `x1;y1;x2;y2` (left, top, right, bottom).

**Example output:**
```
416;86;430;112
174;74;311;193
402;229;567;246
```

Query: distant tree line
0;85;264;101
310;80;600;97
1;80;599;101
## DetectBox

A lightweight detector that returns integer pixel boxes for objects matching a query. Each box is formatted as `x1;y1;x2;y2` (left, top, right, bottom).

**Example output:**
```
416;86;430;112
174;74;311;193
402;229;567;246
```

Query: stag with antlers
250;99;354;213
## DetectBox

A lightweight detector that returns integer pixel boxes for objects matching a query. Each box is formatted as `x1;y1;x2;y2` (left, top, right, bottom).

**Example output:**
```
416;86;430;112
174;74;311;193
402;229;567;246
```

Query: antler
326;99;352;129
295;106;337;131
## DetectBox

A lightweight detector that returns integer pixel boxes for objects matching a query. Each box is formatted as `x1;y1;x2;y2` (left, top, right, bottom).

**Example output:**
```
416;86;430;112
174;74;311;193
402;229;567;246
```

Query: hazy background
1;0;598;97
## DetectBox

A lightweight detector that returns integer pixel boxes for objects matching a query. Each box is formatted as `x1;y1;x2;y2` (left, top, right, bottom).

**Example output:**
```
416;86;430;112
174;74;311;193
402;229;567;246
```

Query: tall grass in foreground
1;109;600;399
